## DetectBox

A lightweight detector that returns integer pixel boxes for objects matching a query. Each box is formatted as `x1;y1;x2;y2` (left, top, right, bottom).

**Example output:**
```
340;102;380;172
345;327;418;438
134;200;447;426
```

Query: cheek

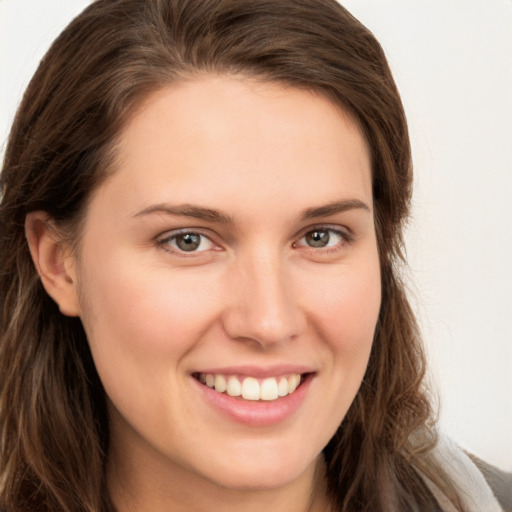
76;259;227;438
76;254;222;389
291;254;380;447
304;257;381;353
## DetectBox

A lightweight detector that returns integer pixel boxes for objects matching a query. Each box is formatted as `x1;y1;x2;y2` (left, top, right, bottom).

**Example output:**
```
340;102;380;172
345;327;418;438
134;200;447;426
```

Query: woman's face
70;76;381;494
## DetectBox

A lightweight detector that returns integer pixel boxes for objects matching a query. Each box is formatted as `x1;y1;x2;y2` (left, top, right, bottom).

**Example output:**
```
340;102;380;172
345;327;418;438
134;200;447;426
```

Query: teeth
241;377;260;400
198;372;303;401
288;374;300;393
260;378;279;401
205;374;215;388
214;374;227;393
277;377;288;397
226;376;242;397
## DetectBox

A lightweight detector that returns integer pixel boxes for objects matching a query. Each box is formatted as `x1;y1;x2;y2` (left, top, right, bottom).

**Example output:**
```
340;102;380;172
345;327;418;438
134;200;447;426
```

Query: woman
0;1;509;511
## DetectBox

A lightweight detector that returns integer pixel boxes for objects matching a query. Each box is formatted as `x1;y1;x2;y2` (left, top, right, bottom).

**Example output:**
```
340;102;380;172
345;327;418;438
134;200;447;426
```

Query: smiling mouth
193;372;307;401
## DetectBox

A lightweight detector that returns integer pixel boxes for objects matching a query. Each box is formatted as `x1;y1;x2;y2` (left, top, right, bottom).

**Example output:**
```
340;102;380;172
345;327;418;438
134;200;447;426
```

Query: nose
221;249;306;348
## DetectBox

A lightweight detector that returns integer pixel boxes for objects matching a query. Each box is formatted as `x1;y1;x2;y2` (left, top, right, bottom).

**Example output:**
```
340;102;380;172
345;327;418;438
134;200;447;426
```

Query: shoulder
467;454;512;512
428;435;511;512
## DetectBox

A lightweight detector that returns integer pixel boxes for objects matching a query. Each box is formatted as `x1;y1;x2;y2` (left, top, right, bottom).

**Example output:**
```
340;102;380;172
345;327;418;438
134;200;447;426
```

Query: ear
25;211;81;317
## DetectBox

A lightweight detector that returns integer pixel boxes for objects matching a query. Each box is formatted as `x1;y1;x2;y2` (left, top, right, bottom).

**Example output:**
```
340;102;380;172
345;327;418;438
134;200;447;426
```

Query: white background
1;0;511;471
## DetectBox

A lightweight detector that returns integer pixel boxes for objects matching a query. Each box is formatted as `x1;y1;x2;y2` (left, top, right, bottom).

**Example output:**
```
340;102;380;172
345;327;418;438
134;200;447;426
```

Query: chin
195;446;319;492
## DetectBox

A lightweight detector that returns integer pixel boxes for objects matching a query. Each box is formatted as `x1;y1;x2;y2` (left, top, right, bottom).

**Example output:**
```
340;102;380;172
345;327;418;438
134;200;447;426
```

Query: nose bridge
223;244;304;346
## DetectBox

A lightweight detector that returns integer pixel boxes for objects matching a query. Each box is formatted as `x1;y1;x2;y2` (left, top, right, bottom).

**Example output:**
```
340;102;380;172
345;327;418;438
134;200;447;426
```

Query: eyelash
156;229;217;254
294;226;354;252
156;226;353;255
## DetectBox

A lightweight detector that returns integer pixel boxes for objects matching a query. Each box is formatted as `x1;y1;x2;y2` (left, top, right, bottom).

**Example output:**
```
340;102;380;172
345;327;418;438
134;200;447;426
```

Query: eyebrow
300;199;370;220
133;203;234;224
132;198;370;223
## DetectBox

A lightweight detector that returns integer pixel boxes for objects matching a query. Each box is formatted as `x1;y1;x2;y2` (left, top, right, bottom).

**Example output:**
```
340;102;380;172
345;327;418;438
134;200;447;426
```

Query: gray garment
420;436;506;512
468;454;512;512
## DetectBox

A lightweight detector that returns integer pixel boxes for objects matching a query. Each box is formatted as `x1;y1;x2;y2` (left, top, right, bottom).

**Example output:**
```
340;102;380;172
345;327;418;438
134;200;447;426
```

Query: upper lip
192;364;315;378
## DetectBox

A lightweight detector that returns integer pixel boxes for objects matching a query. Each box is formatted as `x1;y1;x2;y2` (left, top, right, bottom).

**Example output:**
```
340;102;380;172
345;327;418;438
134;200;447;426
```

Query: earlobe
25;211;81;317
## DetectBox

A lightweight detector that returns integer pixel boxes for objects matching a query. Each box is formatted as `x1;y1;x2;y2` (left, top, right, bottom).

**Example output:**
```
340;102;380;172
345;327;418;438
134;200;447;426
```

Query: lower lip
193;375;313;427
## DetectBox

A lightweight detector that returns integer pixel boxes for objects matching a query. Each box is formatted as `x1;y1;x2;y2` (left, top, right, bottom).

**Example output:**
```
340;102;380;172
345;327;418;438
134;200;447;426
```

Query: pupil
177;233;201;251
307;230;329;248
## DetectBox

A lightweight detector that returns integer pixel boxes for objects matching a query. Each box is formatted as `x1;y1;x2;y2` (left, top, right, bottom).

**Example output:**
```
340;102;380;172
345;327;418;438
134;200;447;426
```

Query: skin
27;75;381;512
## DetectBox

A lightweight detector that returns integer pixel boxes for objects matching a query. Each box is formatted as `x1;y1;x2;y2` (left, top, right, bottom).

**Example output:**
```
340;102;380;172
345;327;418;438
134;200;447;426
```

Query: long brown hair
0;1;462;510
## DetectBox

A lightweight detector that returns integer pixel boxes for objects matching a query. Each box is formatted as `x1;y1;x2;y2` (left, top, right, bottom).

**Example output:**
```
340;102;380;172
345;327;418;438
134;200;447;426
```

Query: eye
295;228;348;250
158;231;216;253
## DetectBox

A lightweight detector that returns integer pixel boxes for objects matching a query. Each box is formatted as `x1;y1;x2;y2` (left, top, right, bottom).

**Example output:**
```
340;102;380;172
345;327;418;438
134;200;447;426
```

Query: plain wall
342;0;512;471
1;0;511;471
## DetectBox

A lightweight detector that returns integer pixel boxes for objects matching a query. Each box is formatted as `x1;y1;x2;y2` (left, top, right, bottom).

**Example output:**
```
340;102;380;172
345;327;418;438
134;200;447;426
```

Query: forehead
99;75;372;219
